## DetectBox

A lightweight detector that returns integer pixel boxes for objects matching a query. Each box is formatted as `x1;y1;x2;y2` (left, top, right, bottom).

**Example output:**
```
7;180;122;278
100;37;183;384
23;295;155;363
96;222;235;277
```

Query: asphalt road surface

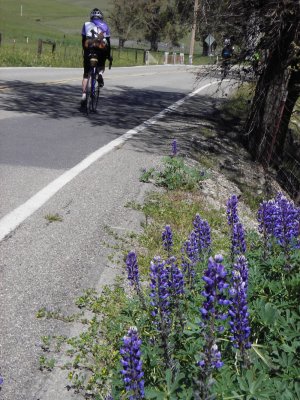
0;65;230;400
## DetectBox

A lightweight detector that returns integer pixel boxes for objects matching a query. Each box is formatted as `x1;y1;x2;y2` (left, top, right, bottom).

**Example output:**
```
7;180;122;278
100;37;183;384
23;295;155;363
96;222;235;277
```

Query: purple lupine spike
197;255;229;398
226;195;240;226
120;326;145;399
229;256;251;366
198;343;223;369
274;193;300;248
162;225;173;255
149;257;170;321
149;256;172;367
126;251;140;287
125;251;146;308
181;232;198;288
200;254;229;325
231;222;247;256
167;256;184;296
193;214;211;256
171;139;178;156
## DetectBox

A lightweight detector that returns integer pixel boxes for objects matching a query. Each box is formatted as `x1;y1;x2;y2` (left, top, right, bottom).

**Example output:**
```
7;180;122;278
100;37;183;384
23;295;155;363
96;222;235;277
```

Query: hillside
0;0;113;43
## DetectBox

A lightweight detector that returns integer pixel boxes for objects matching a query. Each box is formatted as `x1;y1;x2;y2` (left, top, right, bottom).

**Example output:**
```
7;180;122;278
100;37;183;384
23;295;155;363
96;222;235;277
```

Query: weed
44;213;63;223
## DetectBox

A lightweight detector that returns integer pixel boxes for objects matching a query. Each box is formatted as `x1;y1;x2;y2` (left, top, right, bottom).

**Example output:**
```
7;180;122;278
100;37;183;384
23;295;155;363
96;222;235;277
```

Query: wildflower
193;213;211;256
231;222;247;256
273;193;300;248
181;231;198;288
200;254;229;324
198;343;223;369
126;251;140;288
0;376;3;386
226;195;240;226
167;256;184;297
171;139;178;156
149;257;170;321
149;257;172;367
162;225;173;255
125;251;146;308
229;256;251;366
196;255;228;399
120;326;145;399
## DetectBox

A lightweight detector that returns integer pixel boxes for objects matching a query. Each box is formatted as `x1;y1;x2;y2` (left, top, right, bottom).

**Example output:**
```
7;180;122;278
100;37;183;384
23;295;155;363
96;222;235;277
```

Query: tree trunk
276;70;300;158
244;2;299;167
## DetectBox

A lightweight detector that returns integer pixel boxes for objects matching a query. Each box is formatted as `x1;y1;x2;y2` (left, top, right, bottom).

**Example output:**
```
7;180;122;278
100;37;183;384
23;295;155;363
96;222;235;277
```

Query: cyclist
81;8;112;106
220;38;234;77
221;38;234;60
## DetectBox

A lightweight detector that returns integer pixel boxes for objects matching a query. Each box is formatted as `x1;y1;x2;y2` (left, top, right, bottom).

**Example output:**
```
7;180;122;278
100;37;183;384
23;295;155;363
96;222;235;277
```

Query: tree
243;0;300;167
109;0;144;48
198;0;300;170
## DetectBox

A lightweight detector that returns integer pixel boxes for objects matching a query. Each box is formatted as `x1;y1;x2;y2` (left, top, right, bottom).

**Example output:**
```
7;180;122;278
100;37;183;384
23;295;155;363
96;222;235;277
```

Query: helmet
90;8;103;20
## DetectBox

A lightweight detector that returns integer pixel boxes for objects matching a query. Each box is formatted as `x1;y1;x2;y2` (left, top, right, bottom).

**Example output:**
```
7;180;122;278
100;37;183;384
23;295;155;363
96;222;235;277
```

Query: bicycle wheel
86;72;100;113
86;74;93;114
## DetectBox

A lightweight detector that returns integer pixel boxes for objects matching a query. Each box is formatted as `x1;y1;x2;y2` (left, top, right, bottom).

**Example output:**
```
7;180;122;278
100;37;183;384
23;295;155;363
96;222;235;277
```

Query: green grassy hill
0;0;113;44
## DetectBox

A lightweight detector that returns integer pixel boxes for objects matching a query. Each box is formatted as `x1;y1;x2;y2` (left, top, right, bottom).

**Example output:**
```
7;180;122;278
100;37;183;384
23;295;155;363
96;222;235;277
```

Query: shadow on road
0;79;241;167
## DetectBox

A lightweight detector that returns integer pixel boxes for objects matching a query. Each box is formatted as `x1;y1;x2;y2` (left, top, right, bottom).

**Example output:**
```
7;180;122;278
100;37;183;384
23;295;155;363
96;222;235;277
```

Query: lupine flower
258;194;300;265
193;214;211;256
227;195;240;226
167;256;184;297
231;222;247;256
200;254;229;325
171;139;178;156
181;231;198;288
273;193;300;248
198;343;223;369
149;256;172;367
229;255;251;364
0;376;3;386
199;255;229;368
149;257;170;322
120;326;145;399
125;251;146;308
162;225;173;256
257;199;278;238
126;251;140;288
196;255;229;399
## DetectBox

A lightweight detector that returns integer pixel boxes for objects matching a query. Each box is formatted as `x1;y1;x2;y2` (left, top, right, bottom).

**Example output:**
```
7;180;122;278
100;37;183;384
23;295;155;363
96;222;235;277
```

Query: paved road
0;66;229;400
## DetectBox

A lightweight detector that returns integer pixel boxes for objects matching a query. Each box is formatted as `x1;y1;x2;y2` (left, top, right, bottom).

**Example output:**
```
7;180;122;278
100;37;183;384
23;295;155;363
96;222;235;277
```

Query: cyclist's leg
97;49;107;87
81;53;89;105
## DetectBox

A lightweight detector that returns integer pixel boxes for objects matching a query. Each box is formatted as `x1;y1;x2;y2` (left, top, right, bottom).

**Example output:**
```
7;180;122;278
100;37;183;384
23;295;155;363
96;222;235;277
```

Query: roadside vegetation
37;140;300;399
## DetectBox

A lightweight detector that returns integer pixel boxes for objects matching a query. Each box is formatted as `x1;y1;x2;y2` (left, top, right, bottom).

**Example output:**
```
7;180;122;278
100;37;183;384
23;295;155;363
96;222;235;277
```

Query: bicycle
221;59;231;78
85;54;112;114
85;54;100;114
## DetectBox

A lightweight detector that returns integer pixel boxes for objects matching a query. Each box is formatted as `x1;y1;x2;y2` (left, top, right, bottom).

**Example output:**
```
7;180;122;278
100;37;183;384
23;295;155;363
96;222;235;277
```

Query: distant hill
0;0;113;43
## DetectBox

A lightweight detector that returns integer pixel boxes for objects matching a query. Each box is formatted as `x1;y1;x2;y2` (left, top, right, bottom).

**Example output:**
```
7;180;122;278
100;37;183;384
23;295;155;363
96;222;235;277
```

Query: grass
0;0;112;42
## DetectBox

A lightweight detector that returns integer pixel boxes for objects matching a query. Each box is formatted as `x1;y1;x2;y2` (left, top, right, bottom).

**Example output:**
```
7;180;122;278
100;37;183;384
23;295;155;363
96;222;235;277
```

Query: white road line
0;80;220;242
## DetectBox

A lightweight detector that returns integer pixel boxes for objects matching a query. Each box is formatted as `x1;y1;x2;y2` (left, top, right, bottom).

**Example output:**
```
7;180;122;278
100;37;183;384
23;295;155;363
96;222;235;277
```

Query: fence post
179;53;184;64
173;52;176;64
164;52;169;64
144;50;149;65
37;39;42;56
0;33;2;47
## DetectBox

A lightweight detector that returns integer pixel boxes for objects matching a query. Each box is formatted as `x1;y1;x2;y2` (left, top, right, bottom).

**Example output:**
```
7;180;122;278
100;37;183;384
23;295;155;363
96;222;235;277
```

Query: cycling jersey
81;20;110;39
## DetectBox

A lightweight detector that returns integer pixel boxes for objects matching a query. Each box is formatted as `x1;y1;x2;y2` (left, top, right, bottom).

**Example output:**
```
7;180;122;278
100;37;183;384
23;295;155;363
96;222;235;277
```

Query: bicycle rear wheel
86;73;100;114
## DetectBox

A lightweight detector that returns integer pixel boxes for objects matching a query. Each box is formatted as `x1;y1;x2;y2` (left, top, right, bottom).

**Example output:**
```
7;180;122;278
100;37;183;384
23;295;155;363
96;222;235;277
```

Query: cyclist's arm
82;35;86;49
106;37;111;59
